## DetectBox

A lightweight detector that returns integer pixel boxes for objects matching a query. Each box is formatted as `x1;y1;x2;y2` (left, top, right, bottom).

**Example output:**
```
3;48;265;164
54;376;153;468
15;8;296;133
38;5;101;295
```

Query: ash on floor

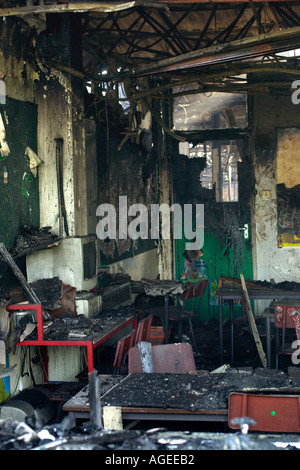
101;369;300;412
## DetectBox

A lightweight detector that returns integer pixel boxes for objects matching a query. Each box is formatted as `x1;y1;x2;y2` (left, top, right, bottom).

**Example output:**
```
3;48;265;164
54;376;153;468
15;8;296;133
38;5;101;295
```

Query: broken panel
276;128;300;247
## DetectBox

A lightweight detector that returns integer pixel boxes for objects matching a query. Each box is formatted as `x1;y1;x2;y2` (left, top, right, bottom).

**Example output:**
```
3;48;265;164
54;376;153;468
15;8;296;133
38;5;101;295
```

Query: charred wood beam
206;4;246;46
194;4;217;49
126;17;147;56
105;13;142;56
137;7;183;55
285;3;300;25
130;26;300;76
143;9;189;55
266;3;285;30
233;8;261;40
157;10;193;53
82;42;171;67
0;1;172;17
275;4;300;27
248;0;265;34
0;1;137;16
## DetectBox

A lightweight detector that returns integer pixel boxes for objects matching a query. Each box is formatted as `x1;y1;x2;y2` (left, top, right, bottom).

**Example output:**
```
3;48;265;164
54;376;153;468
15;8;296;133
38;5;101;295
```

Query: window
180;140;241;202
173;89;247;131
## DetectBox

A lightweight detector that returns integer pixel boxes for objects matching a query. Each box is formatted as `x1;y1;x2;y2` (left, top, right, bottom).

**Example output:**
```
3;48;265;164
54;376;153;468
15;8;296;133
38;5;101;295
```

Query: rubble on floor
0;415;299;450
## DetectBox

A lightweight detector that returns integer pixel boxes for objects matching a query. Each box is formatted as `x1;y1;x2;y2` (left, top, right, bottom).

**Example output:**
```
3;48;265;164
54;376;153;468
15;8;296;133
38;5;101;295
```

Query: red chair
128;342;196;374
275;304;300;369
113;329;136;374
134;315;153;345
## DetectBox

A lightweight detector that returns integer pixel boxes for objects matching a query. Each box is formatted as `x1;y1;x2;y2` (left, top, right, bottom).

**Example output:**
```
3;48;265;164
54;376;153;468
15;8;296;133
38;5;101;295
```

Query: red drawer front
228;392;300;433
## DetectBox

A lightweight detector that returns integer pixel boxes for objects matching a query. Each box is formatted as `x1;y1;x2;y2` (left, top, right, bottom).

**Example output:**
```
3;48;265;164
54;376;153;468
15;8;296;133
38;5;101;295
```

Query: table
63;369;300;425
8;304;137;377
62;373;228;424
218;286;300;367
132;279;207;345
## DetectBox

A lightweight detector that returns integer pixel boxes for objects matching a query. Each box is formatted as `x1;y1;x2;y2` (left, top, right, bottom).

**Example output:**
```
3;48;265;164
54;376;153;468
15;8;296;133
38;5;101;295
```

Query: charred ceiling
2;1;300;133
3;2;299;85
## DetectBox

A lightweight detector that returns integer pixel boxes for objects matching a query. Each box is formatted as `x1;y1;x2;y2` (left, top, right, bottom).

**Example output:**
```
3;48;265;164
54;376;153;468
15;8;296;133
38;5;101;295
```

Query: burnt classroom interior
1;0;300;450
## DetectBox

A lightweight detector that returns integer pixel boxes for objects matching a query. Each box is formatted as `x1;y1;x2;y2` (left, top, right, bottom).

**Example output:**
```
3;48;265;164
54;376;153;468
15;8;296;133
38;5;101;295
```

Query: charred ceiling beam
128;25;300;76
194;4;217;49
233;9;259;39
0;1;137;16
266;3;286;30
205;4;246;46
157;9;193;53
248;0;265;34
285;3;300;24
104;12;142;56
275;4;300;27
125;17;147;56
137;7;183;55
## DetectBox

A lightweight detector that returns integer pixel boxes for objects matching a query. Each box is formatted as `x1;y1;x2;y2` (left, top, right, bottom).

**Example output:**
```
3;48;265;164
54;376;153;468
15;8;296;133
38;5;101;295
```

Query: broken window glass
173;88;247;131
180;140;241;202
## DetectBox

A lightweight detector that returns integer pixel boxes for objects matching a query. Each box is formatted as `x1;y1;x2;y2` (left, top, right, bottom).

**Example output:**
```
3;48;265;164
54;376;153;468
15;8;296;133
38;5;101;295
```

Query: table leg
87;343;94;374
266;316;271;369
178;299;188;343
230;300;234;364
219;295;223;364
164;294;169;344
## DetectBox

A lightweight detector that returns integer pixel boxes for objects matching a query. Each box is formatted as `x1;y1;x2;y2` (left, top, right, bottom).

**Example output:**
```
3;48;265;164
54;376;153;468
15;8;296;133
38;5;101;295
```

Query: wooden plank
240;273;267;369
0;243;48;317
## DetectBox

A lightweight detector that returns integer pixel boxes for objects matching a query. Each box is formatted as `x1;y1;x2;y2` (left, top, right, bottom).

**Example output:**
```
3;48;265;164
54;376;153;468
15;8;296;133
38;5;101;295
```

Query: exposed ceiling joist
130;25;300;76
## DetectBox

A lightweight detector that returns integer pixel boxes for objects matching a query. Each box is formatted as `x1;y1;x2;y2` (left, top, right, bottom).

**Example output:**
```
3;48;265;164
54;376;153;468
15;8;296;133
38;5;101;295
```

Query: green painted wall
175;208;253;324
0;98;39;290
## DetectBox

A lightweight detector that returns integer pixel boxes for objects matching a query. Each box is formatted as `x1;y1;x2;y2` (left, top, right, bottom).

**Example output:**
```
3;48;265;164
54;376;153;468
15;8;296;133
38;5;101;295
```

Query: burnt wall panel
97;123;157;265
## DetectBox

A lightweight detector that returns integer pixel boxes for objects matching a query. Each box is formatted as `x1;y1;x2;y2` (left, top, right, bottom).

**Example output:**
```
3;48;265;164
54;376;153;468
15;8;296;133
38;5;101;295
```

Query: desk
63;369;300;425
63;373;229;424
8;304;137;377
218;286;300;367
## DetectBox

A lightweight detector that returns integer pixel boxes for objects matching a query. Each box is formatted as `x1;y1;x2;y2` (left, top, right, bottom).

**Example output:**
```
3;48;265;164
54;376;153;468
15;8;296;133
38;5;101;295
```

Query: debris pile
19;305;137;342
0;416;299;451
10;226;61;258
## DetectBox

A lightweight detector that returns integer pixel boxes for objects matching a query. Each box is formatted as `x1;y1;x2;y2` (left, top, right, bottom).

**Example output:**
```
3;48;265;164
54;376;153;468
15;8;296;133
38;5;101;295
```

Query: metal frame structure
8;304;137;377
218;286;300;367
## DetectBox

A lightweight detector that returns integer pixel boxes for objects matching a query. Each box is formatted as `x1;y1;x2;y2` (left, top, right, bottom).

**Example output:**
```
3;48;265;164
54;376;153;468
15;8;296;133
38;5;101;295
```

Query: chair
139;281;208;351
178;280;208;351
134;315;153;345
274;304;300;369
113;329;136;374
128;342;196;374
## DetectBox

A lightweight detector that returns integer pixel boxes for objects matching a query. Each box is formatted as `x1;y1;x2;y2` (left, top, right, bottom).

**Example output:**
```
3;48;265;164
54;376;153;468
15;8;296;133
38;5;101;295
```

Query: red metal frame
8;304;137;377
